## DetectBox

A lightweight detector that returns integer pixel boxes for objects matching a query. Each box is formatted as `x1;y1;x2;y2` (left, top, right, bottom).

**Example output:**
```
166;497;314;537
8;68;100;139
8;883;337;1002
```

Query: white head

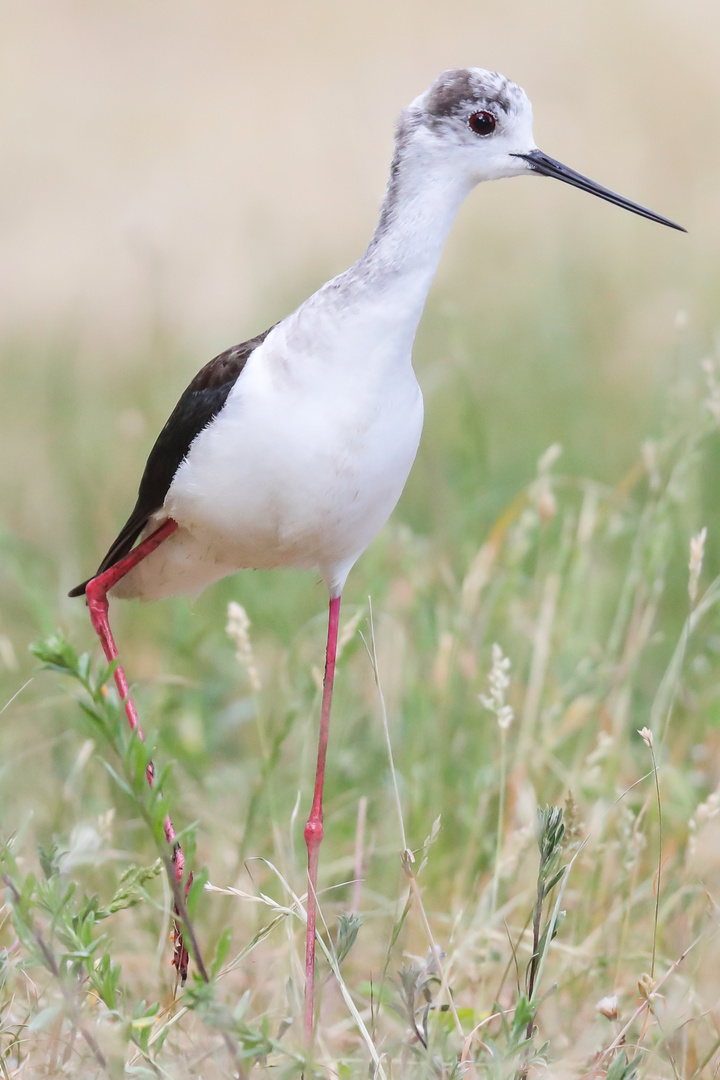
407;68;536;185
392;67;683;230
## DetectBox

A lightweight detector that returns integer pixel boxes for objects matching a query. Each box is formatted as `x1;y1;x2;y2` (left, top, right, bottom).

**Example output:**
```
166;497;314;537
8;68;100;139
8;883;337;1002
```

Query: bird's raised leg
84;518;193;980
303;593;341;1044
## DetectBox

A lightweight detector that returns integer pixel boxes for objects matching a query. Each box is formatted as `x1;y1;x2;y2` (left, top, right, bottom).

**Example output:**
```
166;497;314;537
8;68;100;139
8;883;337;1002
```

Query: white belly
113;337;424;601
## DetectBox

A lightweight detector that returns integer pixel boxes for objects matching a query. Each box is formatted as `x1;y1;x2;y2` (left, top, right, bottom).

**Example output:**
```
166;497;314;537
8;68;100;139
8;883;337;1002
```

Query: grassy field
2;2;720;1073
2;275;720;1076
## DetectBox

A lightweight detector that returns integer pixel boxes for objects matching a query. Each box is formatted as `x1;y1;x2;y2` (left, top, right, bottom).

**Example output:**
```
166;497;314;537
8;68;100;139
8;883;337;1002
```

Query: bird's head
399;67;684;231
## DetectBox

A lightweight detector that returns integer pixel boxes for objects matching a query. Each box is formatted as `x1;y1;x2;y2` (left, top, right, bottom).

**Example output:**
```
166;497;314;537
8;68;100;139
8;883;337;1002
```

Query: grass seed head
479;642;514;730
637;726;654;749
226;600;261;692
688;526;707;606
596;994;619;1021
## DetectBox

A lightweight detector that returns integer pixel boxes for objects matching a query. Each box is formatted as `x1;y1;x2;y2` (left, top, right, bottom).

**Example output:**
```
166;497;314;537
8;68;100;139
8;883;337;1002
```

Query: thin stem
649;742;663;980
525;876;544;1041
491;728;507;918
0;678;34;718
362;599;464;1043
361;599;407;853
352;796;368;914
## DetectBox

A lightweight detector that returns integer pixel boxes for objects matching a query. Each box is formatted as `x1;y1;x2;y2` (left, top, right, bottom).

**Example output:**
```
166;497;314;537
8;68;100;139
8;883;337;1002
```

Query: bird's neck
280;149;474;375
347;154;474;344
365;155;471;279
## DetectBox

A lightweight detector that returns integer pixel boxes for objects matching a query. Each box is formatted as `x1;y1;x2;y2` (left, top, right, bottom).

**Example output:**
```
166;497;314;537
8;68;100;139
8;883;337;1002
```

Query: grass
1;284;720;1076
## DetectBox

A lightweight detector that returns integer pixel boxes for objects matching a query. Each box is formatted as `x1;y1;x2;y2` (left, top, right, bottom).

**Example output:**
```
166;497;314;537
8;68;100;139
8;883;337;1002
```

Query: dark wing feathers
68;328;272;597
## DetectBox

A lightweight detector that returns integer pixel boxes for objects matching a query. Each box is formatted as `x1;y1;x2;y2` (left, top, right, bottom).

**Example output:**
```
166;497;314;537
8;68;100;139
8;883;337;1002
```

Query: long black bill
514;149;686;232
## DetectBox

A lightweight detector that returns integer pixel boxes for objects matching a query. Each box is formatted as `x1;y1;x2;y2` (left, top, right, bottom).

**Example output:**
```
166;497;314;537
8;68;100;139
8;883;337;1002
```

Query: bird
70;66;683;1041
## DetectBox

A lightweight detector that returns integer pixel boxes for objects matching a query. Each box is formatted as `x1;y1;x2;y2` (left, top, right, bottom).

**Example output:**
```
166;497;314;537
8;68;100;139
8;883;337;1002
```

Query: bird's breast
163;343;424;581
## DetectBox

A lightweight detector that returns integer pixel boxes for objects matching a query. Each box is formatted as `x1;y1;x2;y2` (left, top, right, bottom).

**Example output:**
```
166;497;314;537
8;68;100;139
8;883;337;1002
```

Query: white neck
280;140;475;372
348;151;474;343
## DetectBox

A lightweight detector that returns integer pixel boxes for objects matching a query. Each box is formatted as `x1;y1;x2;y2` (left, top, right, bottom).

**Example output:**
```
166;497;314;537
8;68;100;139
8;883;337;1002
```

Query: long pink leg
303;594;341;1044
84;518;193;980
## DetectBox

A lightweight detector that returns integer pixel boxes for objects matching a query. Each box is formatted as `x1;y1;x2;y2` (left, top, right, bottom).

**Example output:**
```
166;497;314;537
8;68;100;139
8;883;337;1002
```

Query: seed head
226;601;262;692
596;994;619;1021
689;526;707;606
479;643;514;730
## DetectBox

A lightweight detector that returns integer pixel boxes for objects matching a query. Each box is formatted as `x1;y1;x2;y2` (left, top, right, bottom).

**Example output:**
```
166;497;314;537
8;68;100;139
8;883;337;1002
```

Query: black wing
69;327;272;597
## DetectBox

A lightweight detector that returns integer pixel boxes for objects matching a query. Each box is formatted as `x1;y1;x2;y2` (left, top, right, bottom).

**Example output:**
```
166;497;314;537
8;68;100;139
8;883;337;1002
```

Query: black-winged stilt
70;67;683;1040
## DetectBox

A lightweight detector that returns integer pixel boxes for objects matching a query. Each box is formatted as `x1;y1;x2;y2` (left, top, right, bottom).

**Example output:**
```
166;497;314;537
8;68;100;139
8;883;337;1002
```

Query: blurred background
1;0;718;572
0;0;717;607
2;3;720;1068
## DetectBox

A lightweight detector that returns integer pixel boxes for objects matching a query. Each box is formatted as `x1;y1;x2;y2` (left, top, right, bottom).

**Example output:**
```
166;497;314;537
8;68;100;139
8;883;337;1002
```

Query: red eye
469;111;496;136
